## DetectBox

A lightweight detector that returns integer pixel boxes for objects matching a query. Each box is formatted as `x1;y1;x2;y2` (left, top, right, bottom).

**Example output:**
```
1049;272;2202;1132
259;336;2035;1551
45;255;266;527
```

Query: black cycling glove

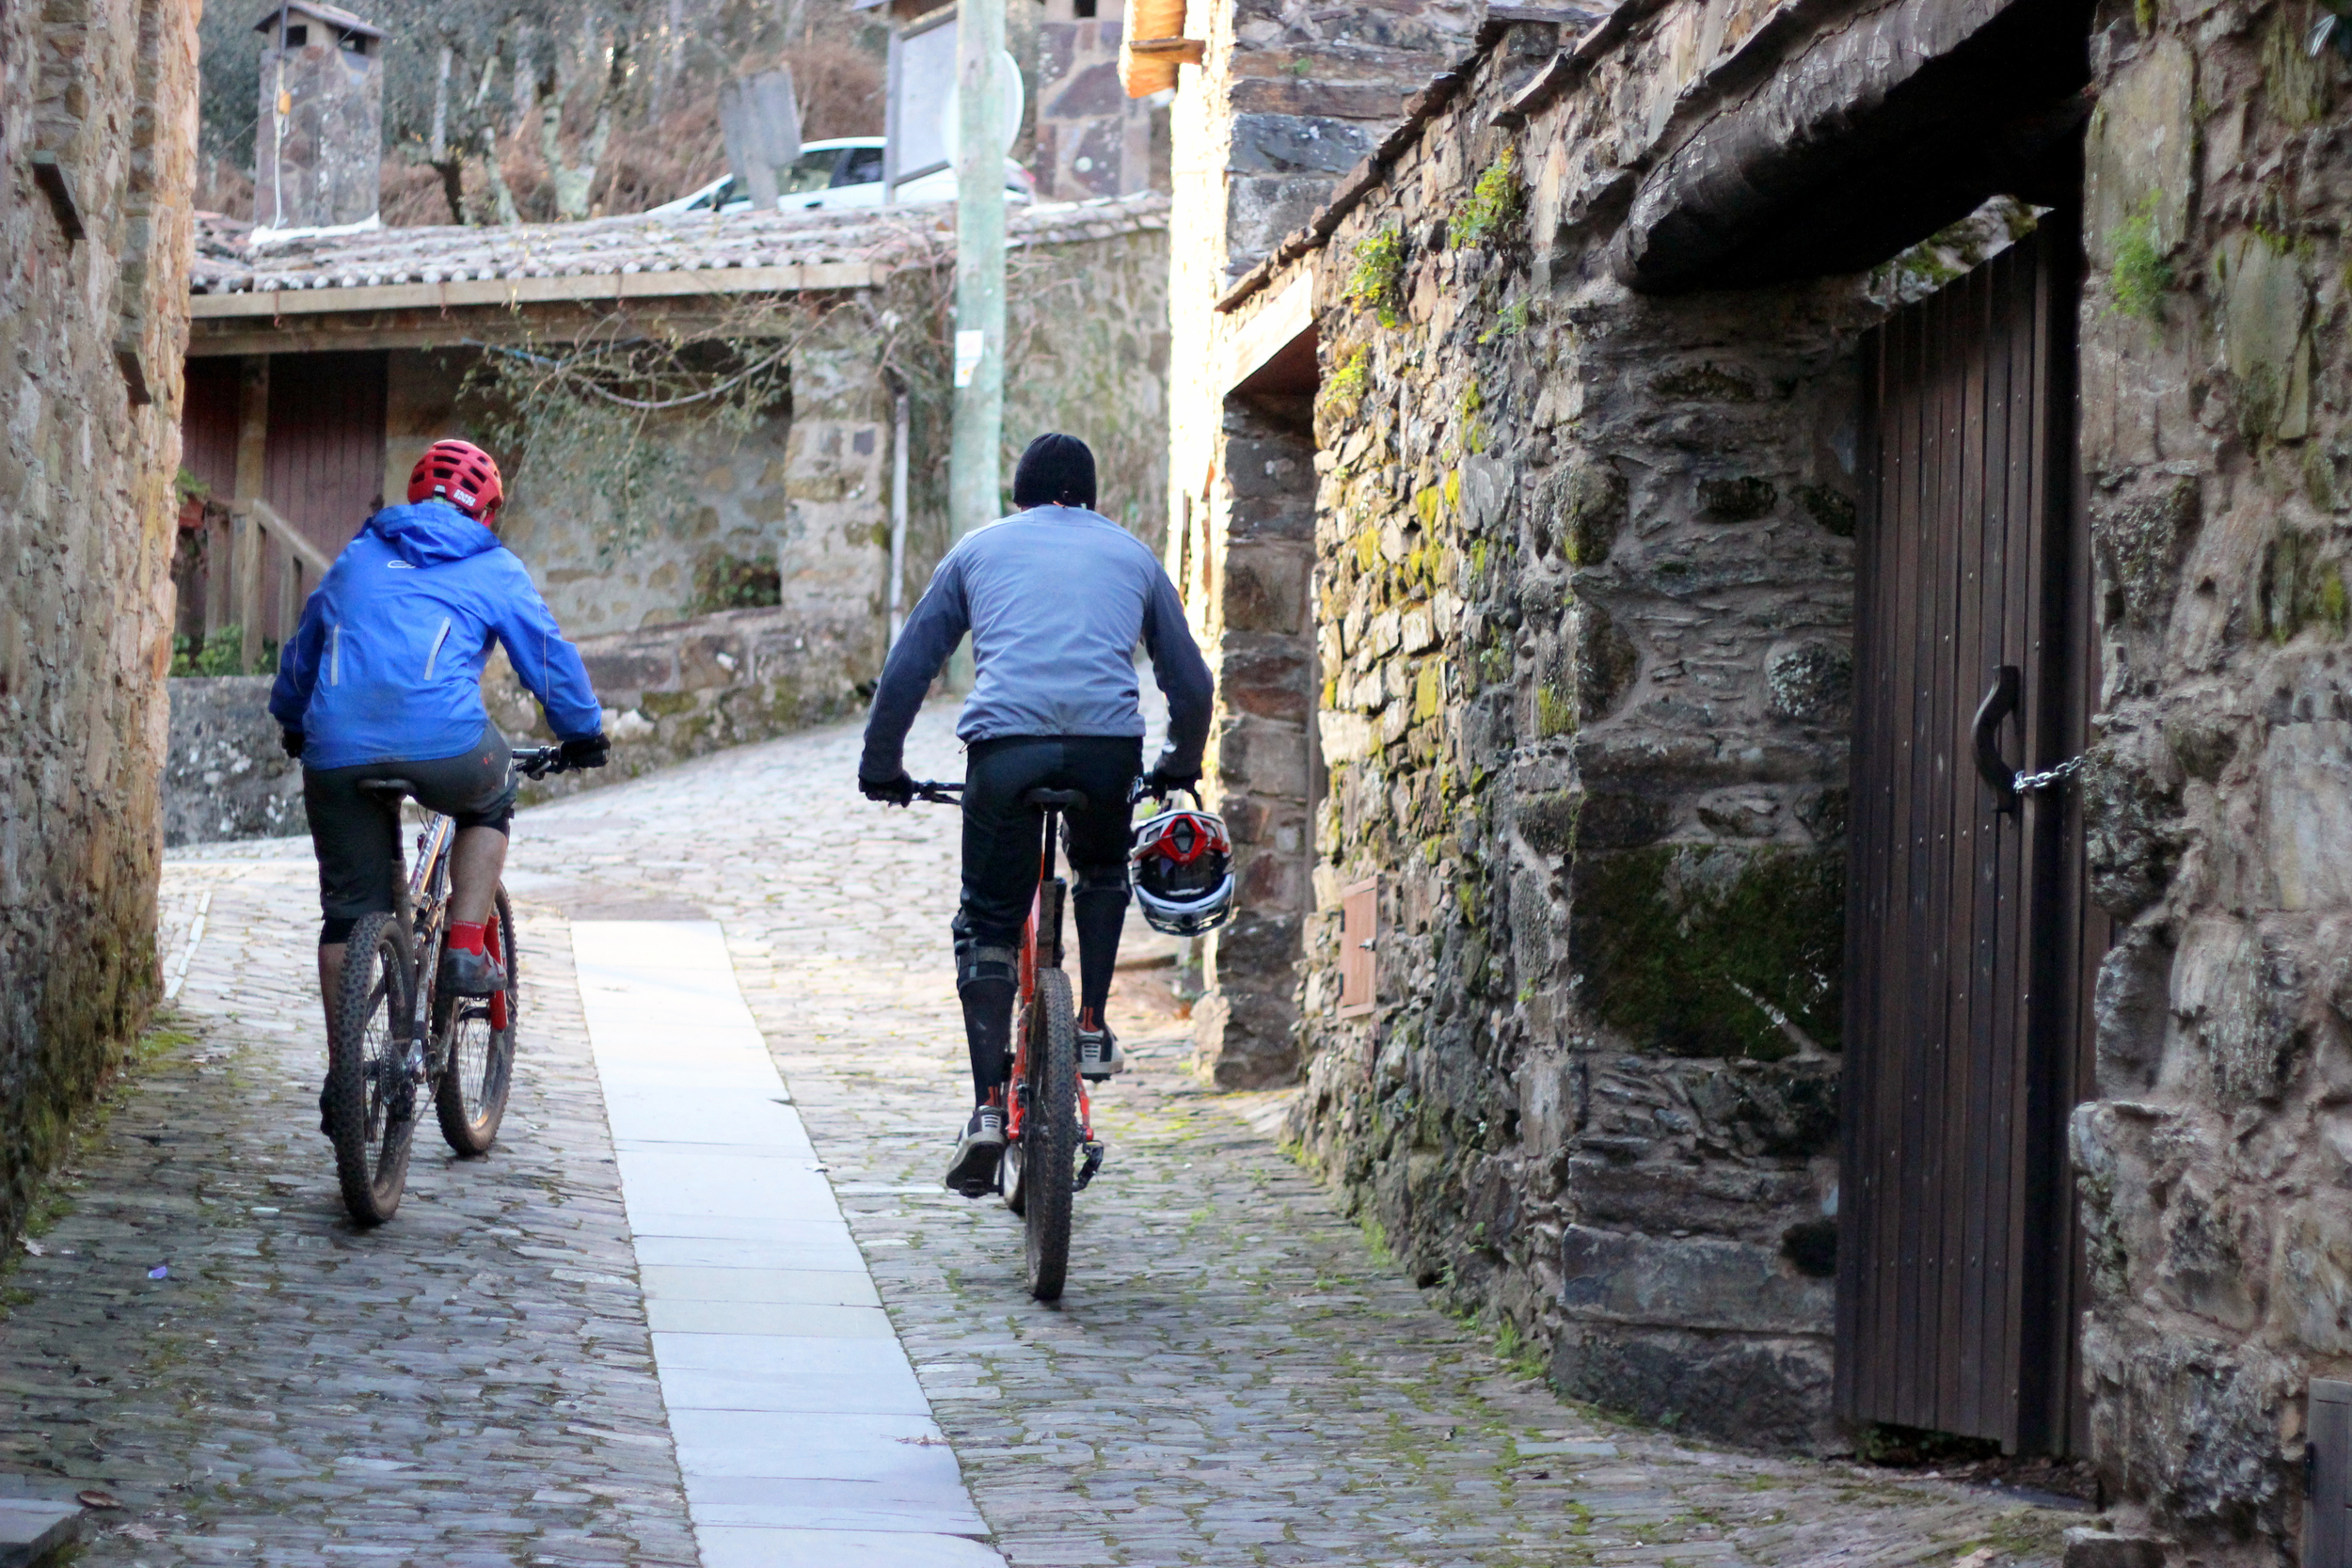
561;733;611;769
860;768;915;807
279;729;305;760
1143;764;1200;799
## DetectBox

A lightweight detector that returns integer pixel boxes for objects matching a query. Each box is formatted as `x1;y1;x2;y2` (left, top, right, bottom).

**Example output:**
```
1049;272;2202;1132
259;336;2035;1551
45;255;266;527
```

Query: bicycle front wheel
1022;967;1078;1303
435;887;518;1156
327;911;420;1225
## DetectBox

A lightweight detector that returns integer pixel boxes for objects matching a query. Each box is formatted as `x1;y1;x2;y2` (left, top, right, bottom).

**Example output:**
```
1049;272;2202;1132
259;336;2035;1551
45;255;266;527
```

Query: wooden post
204;509;232;635
278;551;302;649
233;356;270;673
234;515;263;671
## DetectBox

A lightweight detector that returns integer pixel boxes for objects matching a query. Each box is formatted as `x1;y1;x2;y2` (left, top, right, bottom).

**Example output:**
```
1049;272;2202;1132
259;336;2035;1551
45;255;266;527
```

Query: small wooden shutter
2312;1380;2352;1568
1339;878;1377;1017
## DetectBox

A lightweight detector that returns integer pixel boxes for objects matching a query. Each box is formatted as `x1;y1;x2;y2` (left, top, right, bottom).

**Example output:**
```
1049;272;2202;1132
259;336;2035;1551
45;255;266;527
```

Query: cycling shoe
1078;1024;1123;1082
438;945;507;998
943;1104;1007;1197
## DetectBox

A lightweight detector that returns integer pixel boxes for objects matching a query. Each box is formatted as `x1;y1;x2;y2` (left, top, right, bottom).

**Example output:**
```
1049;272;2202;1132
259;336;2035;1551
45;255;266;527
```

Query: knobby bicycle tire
434;887;518;1156
1023;966;1078;1302
327;911;420;1225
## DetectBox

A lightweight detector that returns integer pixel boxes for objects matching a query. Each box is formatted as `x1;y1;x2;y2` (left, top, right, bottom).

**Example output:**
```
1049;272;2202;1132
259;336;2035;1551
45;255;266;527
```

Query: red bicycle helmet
407;438;504;524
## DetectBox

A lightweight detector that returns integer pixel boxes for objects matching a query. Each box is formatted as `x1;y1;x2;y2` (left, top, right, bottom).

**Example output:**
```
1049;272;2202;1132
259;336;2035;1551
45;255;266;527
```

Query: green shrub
170;625;249;676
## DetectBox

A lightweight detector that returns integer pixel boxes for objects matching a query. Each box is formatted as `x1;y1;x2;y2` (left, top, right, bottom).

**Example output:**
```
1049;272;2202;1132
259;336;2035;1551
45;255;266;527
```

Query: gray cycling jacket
858;505;1214;780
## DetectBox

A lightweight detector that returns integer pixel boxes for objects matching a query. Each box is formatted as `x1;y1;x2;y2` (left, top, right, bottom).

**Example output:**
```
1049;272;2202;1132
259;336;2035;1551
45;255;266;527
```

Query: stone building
1168;0;2352;1560
1166;0;1488;1087
167;194;1170;829
0;0;202;1238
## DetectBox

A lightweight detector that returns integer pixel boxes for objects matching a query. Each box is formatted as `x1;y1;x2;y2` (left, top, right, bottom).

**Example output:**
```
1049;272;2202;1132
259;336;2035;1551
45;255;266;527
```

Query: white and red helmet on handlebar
1130;794;1235;937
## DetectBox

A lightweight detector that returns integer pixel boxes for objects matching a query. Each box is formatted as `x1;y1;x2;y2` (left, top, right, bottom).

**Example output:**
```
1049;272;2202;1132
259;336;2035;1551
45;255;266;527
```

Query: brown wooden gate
1837;219;2104;1455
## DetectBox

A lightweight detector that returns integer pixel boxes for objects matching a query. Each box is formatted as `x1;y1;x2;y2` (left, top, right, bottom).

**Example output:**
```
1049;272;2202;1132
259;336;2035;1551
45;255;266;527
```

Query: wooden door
251;351;389;646
1837;219;2103;1455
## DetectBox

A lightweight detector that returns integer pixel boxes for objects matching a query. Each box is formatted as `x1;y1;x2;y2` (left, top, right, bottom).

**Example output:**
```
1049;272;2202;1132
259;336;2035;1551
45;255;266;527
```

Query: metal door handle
1972;666;2022;815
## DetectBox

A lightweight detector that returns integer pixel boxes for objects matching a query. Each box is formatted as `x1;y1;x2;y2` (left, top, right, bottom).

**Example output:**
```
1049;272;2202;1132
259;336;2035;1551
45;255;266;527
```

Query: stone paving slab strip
571;919;1003;1566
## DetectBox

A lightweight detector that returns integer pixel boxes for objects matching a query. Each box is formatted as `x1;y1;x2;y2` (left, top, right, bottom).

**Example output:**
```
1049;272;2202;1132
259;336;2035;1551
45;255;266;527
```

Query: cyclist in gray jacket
859;433;1214;1196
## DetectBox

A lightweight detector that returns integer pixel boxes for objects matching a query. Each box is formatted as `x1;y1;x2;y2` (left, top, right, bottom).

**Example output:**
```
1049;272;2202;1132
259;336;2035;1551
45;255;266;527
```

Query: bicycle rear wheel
434;887;518;1156
1021;966;1078;1302
327;911;420;1225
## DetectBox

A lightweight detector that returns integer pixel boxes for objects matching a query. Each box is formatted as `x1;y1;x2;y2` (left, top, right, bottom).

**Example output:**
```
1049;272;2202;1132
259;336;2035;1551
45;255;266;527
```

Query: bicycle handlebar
512;746;589;781
904;778;1200;809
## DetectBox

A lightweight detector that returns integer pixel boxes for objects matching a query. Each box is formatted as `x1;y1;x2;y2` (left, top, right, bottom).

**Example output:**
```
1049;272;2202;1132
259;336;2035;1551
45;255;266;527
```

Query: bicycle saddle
358;778;418;801
1023;787;1088;811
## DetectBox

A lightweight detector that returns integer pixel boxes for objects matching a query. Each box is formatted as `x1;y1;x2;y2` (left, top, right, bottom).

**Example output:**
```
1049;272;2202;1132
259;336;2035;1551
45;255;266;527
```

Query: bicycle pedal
1074;1140;1105;1191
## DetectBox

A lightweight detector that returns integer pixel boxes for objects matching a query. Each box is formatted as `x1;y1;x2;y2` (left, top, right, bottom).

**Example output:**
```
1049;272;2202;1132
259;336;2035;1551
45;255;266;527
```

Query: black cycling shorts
305;723;516;927
957;734;1141;951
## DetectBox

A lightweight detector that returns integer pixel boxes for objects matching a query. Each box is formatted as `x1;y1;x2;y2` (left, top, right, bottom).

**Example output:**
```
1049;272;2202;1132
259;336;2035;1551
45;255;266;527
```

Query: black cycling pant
305;723;515;945
952;735;1139;1101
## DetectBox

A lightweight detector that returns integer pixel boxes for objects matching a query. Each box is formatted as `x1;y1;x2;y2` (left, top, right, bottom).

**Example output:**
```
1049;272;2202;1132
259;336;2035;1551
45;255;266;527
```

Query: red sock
448;921;487;956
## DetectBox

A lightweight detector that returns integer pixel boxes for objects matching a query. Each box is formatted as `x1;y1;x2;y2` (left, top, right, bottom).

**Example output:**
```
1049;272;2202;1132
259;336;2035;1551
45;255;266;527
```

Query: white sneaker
1078;1025;1123;1082
944;1104;1006;1196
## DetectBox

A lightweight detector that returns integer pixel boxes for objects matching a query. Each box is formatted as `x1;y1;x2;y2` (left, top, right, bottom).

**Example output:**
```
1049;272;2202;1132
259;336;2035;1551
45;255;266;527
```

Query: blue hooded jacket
269;501;603;770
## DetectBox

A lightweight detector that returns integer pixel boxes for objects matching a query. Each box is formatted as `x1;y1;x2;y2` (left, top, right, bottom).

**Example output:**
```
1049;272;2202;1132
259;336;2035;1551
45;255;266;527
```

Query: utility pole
946;0;1007;546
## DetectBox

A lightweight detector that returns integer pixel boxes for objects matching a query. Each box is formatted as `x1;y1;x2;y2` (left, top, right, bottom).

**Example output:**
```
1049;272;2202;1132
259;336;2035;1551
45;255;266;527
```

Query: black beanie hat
1011;432;1097;511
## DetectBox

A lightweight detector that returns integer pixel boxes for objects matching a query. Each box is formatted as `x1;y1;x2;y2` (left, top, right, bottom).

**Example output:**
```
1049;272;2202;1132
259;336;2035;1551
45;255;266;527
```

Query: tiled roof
188;192;1168;303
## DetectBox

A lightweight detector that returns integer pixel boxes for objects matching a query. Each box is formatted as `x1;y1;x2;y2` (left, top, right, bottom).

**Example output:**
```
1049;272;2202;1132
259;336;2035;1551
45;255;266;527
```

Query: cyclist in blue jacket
270;439;607;1072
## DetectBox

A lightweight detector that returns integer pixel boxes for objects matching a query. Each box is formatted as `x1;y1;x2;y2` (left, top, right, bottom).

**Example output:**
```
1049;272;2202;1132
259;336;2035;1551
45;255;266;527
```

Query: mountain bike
326;745;582;1225
913;780;1108;1302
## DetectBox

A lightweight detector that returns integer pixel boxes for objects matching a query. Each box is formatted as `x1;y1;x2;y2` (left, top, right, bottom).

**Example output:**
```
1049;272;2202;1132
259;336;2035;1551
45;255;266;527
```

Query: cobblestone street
0;709;2087;1564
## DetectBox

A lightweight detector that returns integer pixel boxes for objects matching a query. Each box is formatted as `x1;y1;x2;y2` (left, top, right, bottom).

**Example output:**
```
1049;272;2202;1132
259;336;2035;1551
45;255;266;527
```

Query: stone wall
157;604;872;844
483;604;872;800
1167;0;1485;1085
165;677;304;846
1001;218;1173;546
1033;0;1169;202
384;313;889;645
2067;6;2352;1560
0;0;201;1239
1287;24;1871;1447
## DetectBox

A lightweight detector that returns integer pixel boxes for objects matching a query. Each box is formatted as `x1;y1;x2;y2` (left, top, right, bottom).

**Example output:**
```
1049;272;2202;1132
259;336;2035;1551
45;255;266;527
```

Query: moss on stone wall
1448;148;1523;250
1570;846;1845;1060
1344;227;1408;328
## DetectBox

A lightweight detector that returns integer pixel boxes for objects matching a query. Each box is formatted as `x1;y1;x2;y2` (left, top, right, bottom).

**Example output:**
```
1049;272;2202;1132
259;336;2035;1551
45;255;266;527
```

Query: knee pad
956;943;1018;992
320;915;358;946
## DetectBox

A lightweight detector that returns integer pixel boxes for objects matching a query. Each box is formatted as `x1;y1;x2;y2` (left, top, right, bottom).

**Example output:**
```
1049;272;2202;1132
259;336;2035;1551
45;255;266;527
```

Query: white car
649;136;1034;216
